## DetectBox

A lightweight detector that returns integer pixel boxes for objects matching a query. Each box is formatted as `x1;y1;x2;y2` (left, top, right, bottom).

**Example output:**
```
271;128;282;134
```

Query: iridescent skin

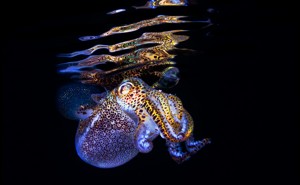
79;15;210;41
75;77;210;168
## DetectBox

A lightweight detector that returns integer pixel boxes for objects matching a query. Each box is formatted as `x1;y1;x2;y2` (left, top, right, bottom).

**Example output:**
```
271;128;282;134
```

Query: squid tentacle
155;92;187;138
167;94;184;120
141;97;185;142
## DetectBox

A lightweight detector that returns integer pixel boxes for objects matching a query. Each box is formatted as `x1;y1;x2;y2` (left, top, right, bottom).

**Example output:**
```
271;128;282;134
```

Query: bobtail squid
75;77;210;168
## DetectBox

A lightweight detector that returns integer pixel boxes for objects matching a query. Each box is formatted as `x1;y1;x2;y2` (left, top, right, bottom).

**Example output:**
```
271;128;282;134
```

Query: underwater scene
56;0;214;168
2;0;298;185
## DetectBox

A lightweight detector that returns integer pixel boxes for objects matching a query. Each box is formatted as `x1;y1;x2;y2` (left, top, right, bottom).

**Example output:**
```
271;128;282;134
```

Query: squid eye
118;82;134;95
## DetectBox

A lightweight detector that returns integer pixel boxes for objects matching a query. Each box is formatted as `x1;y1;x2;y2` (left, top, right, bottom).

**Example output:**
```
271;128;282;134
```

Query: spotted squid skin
75;77;210;168
115;78;193;143
75;92;139;168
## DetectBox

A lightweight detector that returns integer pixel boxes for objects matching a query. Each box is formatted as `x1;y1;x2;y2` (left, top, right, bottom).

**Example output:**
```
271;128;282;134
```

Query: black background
2;0;298;185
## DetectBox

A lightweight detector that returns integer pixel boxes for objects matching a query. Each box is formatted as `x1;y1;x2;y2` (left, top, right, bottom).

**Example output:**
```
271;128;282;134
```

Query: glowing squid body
75;77;211;168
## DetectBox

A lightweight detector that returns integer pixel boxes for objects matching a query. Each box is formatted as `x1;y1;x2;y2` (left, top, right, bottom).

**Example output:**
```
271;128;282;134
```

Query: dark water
2;0;298;184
